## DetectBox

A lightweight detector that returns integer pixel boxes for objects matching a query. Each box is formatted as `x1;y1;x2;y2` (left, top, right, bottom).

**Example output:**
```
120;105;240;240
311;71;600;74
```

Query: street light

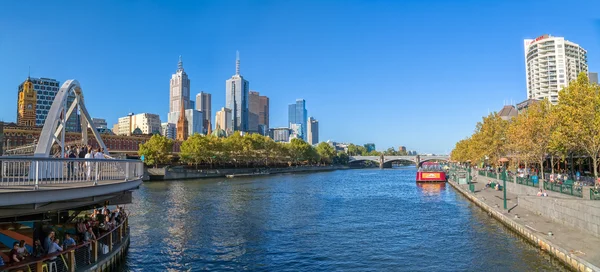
503;166;507;210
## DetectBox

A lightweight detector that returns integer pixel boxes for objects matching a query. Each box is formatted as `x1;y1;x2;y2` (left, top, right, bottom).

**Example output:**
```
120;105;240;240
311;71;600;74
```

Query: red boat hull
416;171;447;182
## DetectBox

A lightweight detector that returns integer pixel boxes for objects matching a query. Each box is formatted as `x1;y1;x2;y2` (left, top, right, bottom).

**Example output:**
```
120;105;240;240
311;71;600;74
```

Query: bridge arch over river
349;155;449;168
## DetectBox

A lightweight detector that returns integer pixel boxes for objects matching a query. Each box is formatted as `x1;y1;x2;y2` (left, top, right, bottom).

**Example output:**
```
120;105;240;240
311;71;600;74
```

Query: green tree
138;134;174;167
316;142;336;164
334;151;350;165
556;72;600;178
179;133;206;168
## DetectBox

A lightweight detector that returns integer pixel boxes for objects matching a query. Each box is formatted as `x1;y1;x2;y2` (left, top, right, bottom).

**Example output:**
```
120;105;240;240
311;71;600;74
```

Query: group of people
0;205;127;268
61;145;110;181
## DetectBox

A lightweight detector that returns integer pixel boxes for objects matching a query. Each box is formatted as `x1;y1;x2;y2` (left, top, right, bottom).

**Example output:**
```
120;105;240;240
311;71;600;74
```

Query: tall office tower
225;51;249;132
195;91;212;133
307;117;319;145
215;107;233;135
524;34;587;104
288;99;307;141
169;56;191;121
16;77;37;127
249;90;269;135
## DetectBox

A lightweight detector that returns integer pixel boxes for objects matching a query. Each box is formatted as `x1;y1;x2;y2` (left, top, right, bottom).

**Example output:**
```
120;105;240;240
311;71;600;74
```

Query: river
123;167;567;271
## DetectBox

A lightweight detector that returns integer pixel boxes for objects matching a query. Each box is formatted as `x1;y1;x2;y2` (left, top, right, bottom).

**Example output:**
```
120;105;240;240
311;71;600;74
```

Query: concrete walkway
456;175;600;270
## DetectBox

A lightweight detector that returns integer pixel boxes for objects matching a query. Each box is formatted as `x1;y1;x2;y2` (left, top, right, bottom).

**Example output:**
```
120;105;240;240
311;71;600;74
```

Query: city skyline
1;1;599;154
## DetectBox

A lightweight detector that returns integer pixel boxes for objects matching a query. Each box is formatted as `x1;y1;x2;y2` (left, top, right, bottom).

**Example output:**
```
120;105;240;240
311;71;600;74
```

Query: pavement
458;174;600;268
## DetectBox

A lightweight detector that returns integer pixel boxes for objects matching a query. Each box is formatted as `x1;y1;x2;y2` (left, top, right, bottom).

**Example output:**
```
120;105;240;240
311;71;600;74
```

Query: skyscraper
307;117;319;145
248;91;260;133
524;34;587;104
169;56;191;121
225;51;249;132
288;99;307;141
258;94;269;135
249;91;269;134
16;77;36;127
195;91;212;134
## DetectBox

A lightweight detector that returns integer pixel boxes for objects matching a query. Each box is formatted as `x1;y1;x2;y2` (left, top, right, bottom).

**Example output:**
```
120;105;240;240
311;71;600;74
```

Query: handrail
0;157;144;189
0;156;138;163
0;216;129;271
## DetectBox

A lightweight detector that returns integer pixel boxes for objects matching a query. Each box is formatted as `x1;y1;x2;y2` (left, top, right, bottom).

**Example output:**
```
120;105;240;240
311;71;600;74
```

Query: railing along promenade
0;157;144;189
0;217;130;272
475;169;597;199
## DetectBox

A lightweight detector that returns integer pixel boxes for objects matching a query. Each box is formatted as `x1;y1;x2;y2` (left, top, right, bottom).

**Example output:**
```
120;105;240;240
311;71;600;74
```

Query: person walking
94;148;104;182
85;149;94;181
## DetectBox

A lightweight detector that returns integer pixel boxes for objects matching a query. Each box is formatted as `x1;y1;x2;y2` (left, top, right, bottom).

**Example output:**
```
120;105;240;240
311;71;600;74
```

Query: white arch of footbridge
34;79;109;158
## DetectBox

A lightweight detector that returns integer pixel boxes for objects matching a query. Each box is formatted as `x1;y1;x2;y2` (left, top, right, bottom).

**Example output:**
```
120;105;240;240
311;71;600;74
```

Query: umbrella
498;158;509;163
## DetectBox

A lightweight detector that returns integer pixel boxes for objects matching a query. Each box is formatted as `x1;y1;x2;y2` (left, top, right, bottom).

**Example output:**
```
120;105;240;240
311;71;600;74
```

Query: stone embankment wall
519;196;600;238
145;165;347;181
448;180;598;272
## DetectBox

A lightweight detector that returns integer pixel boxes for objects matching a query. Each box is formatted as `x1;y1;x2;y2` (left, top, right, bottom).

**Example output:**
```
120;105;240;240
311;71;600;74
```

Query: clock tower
17;76;37;127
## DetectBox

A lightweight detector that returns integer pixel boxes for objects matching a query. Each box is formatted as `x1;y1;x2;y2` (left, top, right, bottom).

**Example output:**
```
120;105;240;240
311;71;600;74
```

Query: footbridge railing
0;157;143;189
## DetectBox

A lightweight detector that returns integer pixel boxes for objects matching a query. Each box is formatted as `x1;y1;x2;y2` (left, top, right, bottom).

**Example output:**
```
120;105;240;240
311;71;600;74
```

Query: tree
334;151;349;165
289;138;319;165
556;72;600;178
507;99;554;180
474;113;508;169
180;133;206;168
316;142;336;164
138;134;174;167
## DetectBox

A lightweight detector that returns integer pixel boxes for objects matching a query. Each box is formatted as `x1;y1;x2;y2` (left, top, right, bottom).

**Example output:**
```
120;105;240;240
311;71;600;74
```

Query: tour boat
416;162;447;182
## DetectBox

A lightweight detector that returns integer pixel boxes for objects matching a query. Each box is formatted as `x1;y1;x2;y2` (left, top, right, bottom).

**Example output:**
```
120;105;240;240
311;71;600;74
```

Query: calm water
124;167;566;271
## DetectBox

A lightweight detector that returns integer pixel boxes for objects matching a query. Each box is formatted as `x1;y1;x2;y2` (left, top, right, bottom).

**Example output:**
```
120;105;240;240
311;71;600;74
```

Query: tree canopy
451;72;600;178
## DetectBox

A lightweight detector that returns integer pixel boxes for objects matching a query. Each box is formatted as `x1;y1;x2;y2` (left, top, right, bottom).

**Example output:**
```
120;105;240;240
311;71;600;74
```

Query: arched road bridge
349;155;450;168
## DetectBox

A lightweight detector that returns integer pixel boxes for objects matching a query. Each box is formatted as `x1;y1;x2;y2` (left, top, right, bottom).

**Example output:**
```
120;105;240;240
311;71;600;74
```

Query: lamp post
503;167;507;210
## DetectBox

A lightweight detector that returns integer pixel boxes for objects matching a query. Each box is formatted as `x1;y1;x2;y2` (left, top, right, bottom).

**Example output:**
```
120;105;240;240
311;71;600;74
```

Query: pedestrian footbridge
0;156;143;219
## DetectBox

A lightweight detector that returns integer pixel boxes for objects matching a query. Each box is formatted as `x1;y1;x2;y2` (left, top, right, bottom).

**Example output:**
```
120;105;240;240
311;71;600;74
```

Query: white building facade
215;107;233;134
524;34;588;104
307;117;319;145
117;113;162;136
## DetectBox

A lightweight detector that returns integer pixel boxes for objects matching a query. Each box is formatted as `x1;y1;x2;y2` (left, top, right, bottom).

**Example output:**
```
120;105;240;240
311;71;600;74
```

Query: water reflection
125;169;566;271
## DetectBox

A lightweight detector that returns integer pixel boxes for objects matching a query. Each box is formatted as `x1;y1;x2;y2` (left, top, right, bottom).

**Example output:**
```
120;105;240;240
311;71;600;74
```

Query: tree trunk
550;156;554;175
540;158;545;181
594;156;599;180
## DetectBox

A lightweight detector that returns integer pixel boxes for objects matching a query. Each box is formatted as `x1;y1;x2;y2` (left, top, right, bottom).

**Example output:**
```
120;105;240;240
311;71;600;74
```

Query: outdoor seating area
0;205;129;272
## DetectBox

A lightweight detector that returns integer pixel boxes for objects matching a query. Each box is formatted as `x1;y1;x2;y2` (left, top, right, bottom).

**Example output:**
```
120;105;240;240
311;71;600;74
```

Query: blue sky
1;0;599;154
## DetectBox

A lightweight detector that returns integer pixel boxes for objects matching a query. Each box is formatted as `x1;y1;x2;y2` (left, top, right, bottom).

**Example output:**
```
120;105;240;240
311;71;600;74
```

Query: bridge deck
0;179;129;193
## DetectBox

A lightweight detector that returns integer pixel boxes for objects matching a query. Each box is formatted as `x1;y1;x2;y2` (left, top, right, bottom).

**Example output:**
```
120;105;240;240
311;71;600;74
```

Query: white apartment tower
524;34;588;104
169;56;191;121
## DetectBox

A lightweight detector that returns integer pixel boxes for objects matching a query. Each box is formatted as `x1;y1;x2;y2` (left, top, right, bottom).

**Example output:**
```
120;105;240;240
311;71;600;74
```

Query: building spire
178;55;184;71
28;66;30;79
235;50;240;75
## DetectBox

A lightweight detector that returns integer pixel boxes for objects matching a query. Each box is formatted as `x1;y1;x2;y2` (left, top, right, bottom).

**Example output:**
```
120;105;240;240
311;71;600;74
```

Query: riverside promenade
449;174;600;272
